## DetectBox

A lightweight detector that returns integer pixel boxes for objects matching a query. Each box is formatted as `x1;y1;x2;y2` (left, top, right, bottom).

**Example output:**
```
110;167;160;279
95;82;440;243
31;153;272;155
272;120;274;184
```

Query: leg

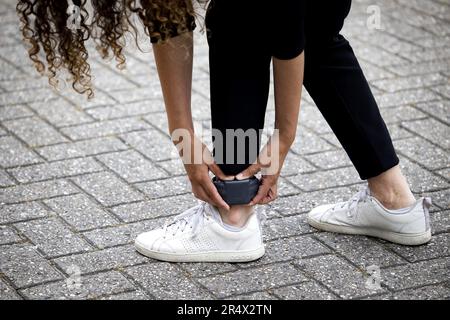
305;1;431;245
206;0;271;226
304;0;414;209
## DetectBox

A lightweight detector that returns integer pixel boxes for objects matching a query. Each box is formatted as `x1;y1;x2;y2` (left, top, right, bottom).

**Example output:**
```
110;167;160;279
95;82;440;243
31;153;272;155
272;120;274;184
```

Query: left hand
235;135;290;205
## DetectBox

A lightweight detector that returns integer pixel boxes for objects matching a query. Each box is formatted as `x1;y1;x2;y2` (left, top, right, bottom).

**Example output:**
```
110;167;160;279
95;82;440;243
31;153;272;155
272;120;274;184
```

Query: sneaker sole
308;216;431;246
134;241;265;263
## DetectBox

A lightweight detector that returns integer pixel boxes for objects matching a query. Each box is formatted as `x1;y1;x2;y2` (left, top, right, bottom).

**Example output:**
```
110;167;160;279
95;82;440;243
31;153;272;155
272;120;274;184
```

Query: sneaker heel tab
423;197;432;210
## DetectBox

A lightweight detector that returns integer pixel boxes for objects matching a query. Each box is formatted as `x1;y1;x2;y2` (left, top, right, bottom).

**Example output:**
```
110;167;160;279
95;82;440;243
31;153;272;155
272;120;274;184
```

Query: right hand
182;138;234;210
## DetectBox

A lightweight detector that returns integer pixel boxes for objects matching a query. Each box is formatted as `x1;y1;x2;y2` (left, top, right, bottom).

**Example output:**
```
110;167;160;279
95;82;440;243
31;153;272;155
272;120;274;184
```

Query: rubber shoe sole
308;216;431;246
135;240;265;263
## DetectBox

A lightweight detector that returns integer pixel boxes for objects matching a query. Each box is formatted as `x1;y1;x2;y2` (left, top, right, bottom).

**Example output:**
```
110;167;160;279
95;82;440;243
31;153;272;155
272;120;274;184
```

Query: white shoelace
163;202;210;237
330;187;370;218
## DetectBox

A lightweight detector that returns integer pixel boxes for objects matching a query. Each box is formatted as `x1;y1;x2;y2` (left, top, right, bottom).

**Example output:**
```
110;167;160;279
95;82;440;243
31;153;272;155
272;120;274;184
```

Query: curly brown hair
16;0;200;99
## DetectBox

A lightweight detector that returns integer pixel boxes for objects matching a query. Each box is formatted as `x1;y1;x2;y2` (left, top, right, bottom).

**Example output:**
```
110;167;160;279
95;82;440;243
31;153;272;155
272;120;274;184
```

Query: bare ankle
368;166;416;210
218;205;254;227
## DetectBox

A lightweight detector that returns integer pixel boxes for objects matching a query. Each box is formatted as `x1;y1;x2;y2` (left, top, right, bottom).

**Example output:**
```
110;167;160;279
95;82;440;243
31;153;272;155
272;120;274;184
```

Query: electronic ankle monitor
212;176;261;205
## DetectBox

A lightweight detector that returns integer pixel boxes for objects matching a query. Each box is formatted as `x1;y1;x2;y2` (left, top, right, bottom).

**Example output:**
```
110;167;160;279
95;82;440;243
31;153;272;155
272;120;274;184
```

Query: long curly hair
16;0;201;99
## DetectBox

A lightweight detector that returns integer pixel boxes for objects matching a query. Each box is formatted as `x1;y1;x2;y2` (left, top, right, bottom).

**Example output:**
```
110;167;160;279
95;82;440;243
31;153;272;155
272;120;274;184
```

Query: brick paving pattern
0;0;449;300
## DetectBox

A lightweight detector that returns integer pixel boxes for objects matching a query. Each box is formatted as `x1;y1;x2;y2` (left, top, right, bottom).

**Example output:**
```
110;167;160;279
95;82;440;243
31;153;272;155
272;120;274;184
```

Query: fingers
202;178;230;210
249;178;272;205
235;163;261;180
259;187;278;205
208;162;234;181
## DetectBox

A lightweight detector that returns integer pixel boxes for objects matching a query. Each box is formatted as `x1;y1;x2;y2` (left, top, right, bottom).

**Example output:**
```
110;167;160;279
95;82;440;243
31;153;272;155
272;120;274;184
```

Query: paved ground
0;0;449;300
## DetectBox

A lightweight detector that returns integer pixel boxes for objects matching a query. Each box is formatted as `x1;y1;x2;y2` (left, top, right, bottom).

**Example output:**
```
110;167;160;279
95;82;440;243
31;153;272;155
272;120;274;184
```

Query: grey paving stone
96;150;167;183
36;137;128;161
0;76;48;92
238;236;330;269
178;262;238;278
86;100;164;120
432;84;450;100
391;283;450;300
120;130;178;162
402;118;450;149
53;245;147;274
387;124;415;140
0;104;33;120
388;233;449;263
111;194;198;222
372;73;447;93
28;99;94;127
0;169;14;187
14;217;92;258
71;172;144;207
20;271;135;300
0;225;21;245
436;168;450;180
0;202;49;224
388;59;450;77
299;107;333;135
226;291;275;300
0;136;41;167
290;129;335;155
422;189;450;211
382;257;449;291
414;101;450;125
108;86;163;104
430;210;450;234
315;233;406;268
198;263;307;298
263;214;314;241
295;255;386;299
100;289;150;300
0;88;58;105
304;150;352;170
0;244;63;288
270;185;361;216
287;167;362;192
357;32;421;55
82;218;165;249
135;176;191;199
157;158;186;176
0;279;22;300
142;112;170;134
0;126;6;136
279;152;316;176
0;179;76;204
377;89;439;108
380;106;427;124
60;118;150;140
63;90;116;109
355;42;409;67
277;177;301;197
2;117;67;147
8;157;103;183
44;194;118;232
272;281;338;300
126;263;212;299
394;137;448;171
399;158;449;193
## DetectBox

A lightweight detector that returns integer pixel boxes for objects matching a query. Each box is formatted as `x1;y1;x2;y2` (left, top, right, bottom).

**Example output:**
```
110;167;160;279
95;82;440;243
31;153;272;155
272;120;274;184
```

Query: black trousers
206;0;399;180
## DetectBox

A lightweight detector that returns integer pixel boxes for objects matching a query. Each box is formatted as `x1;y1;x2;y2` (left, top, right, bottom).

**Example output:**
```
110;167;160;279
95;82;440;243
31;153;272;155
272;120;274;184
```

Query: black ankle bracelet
212;176;261;205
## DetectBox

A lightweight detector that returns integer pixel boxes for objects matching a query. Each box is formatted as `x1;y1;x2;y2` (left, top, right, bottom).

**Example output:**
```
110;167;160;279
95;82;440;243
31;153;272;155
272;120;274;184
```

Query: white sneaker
135;202;265;262
307;187;432;246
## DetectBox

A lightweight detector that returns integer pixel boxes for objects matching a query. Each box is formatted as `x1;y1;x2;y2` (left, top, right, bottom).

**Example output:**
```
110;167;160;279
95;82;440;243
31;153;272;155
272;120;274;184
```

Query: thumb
208;162;235;181
235;163;261;180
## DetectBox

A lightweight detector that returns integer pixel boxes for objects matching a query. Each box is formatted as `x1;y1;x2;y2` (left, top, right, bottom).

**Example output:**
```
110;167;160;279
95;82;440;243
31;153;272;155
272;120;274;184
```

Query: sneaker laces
330;187;370;218
163;202;209;237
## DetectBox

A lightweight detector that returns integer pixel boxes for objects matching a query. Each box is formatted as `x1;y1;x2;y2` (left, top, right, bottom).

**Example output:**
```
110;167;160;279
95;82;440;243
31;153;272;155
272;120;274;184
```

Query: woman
17;0;431;263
